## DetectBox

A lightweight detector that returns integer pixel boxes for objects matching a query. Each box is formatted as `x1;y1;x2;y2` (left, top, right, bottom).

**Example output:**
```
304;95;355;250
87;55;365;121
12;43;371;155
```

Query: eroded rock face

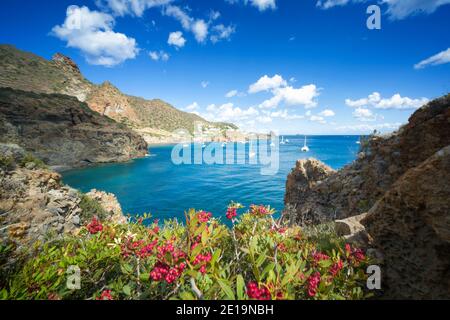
284;94;450;225
284;159;335;225
86;189;127;224
0;144;126;249
0;88;148;170
362;146;450;299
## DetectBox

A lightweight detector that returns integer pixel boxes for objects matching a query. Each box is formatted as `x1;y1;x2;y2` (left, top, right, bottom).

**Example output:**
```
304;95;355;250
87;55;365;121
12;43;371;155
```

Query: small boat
249;140;256;158
280;136;286;145
202;142;207;148
285;138;290;143
301;136;309;152
221;142;226;148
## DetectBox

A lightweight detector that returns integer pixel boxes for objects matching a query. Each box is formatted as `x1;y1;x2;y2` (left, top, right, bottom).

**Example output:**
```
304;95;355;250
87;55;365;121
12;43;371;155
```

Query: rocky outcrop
0;87;148;170
85;189;127;224
362;146;450;299
284;94;450;225
0;144;125;248
284;159;336;225
284;94;450;299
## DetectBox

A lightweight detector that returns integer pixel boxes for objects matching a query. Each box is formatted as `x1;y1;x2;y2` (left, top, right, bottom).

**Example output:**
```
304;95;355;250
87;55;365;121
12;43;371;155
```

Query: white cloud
309;115;326;124
226;0;277;11
336;122;403;133
316;0;450;20
192;19;209;42
95;0;173;17
414;48;450;69
201;81;210;88
383;0;450;20
346;92;428;110
225;90;238;98
352;108;379;122
256;116;273;124
250;0;277;11
52;5;138;66
149;50;169;61
168;31;186;48
249;74;287;93
203;103;259;122
259;84;320;109
318;109;335;117
210;24;236;43
163;5;225;43
184;102;199;112
267;110;304;120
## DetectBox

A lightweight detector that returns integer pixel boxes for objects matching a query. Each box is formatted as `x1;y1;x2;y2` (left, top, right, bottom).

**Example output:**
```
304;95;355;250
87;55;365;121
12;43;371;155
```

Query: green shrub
1;204;372;300
19;153;47;169
78;194;109;222
0;156;15;170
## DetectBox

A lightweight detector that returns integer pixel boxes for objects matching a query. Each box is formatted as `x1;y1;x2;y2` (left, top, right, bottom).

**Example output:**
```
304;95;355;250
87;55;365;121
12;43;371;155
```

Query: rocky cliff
284;94;450;299
0;144;125;250
0;87;148;170
0;44;237;140
285;94;450;225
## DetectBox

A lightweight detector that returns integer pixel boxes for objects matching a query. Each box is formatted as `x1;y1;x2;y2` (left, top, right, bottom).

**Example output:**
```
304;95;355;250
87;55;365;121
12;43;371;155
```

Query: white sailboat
301;136;309;152
280;136;286;145
249;140;256;159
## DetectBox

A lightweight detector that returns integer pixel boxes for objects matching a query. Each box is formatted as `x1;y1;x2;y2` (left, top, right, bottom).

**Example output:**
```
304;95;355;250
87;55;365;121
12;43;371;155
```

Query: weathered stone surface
86;189;127;224
284;94;450;225
335;213;369;236
0;144;126;249
0;88;148;170
362;146;450;299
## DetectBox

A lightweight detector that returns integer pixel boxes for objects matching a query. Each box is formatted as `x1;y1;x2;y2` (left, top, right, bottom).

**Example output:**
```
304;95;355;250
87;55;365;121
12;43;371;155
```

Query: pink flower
226;207;237;220
307;272;321;297
97;290;113;300
197;211;212;223
87;218;103;234
246;282;271;300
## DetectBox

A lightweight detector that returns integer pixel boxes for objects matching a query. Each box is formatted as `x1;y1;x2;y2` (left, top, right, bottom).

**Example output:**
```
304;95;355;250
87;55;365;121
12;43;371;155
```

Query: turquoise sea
62;136;361;221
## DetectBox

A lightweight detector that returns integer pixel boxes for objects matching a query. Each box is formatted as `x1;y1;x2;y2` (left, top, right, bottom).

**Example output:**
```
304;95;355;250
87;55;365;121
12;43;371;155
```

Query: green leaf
217;279;235;300
179;291;196;300
236;275;245;300
123;285;131;296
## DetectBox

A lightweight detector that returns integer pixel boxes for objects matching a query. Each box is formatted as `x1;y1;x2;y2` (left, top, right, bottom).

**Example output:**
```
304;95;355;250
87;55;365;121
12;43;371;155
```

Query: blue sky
1;0;449;134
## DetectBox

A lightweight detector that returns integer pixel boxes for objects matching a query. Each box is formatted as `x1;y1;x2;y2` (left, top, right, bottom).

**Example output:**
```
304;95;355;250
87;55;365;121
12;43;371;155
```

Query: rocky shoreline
283;94;450;299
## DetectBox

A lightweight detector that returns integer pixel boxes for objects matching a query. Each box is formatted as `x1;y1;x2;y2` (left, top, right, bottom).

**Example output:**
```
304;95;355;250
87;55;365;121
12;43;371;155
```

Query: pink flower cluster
150;261;186;284
87;218;103;234
312;251;330;264
250;205;269;216
97;290;113;300
150;242;187;284
197;211;212;223
330;260;344;277
345;244;366;265
246;282;271;300
307;272;321;297
226;207;237;220
192;252;212;274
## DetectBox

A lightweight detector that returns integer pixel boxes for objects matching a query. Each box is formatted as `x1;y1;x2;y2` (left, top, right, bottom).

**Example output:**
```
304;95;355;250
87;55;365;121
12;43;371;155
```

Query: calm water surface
63;136;360;221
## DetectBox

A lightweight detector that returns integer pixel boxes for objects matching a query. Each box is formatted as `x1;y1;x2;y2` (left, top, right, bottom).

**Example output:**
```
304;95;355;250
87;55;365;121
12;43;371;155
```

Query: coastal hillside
0;88;148;169
283;94;450;298
0;45;237;141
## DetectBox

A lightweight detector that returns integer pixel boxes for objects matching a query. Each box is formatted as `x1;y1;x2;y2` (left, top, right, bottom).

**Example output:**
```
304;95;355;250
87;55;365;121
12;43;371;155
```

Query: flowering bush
1;204;372;300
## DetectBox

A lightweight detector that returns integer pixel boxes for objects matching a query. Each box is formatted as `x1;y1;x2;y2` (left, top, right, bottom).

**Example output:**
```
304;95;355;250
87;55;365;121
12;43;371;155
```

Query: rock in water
362;146;450;299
